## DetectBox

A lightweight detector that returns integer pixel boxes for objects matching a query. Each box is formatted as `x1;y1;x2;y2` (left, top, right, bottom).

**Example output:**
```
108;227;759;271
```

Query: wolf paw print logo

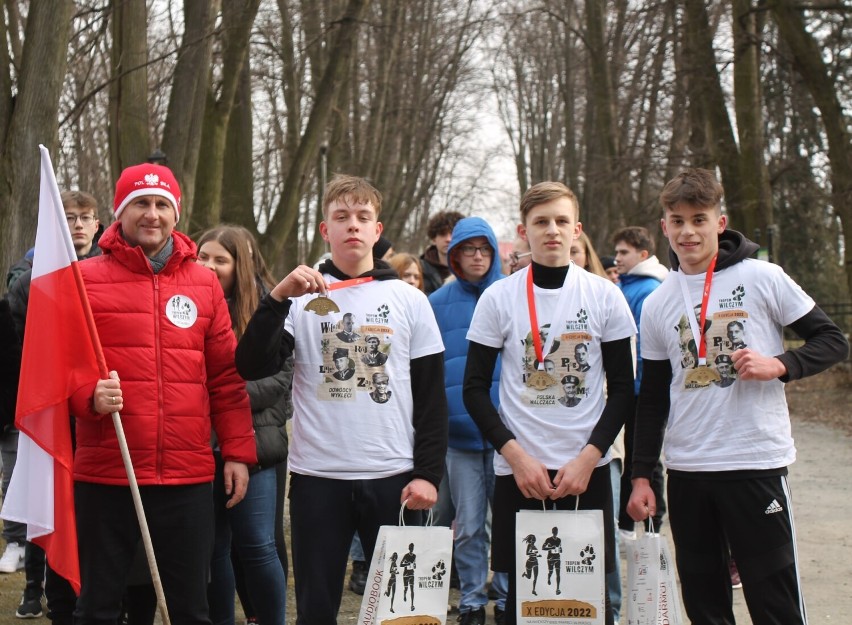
377;304;390;320
731;284;745;302
144;173;159;185
579;544;596;566
577;308;588;324
431;559;446;580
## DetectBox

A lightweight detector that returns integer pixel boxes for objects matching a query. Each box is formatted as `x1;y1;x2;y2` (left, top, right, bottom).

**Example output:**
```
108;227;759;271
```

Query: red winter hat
113;163;182;222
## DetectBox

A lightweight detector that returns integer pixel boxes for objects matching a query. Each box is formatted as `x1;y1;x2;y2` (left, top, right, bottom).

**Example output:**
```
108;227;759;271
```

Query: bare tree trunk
162;0;219;228
0;0;74;275
261;0;370;266
582;0;618;234
665;0;690;181
191;0;261;233
109;0;150;181
733;0;772;241
221;58;255;229
682;0;744;221
768;0;852;296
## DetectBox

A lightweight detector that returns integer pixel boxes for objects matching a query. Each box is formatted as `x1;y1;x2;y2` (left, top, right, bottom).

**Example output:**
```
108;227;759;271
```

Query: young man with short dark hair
628;168;848;624
464;182;636;625
611;225;669;535
236;174;448;625
420;210;465;294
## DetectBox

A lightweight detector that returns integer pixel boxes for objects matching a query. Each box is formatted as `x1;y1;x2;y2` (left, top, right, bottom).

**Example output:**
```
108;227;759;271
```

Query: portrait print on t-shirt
521;319;591;408
317;310;393;401
675;302;749;391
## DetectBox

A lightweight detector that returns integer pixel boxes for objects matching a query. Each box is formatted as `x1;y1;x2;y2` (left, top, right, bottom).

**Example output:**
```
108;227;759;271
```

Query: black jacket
0;298;21;433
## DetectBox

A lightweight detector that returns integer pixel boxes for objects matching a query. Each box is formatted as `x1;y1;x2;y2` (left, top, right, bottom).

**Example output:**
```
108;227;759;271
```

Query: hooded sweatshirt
236;258;448;488
429;217;504;451
632;229;848;480
619;253;669;393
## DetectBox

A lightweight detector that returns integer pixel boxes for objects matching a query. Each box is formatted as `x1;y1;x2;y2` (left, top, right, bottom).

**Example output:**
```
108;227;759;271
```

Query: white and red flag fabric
1;146;106;594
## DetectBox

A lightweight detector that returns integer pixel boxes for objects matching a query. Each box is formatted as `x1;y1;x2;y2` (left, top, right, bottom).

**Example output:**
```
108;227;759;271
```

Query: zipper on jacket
154;275;165;482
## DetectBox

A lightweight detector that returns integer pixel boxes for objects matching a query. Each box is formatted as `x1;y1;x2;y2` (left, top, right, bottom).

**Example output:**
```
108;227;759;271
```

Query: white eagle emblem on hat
144;173;159;185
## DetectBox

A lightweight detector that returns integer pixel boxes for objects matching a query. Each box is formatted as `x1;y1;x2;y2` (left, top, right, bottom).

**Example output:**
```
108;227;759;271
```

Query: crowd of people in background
0;164;846;625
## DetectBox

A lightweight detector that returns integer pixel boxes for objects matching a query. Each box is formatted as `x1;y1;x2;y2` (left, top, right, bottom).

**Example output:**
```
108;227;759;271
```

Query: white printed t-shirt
285;278;444;480
640;259;814;472
466;264;636;476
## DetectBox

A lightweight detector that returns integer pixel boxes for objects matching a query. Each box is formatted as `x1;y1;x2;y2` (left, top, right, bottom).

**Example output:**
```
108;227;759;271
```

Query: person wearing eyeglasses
4;191;102;619
6;190;103;292
507;237;532;274
428;216;508;625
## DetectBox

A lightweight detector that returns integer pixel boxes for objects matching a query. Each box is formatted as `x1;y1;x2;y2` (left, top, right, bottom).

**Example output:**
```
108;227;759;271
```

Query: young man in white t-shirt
627;168;848;624
464;182;636;625
236;175;448;625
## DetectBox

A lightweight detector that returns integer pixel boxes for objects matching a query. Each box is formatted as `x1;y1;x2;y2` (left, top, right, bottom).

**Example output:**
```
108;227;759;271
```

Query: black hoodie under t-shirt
632;229;848;481
235;259;447;488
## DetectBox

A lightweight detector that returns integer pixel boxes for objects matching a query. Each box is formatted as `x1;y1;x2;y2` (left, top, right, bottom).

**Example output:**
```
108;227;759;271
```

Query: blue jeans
1;430;26;544
209;465;286;625
607;460;622;622
446;447;507;612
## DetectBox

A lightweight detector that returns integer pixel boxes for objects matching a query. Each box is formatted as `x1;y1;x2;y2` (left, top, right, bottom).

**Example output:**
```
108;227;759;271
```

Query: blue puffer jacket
428;217;504;451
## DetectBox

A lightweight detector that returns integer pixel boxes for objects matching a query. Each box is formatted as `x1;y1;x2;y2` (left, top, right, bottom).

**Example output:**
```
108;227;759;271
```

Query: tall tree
190;0;262;233
109;0;150;179
261;0;370;268
582;0;619;235
768;0;852;296
0;0;75;275
161;0;220;228
681;1;745;222
220;58;255;227
733;0;772;240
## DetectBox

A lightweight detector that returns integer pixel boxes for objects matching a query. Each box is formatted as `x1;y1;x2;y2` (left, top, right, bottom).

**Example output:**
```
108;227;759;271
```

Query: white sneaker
0;542;26;573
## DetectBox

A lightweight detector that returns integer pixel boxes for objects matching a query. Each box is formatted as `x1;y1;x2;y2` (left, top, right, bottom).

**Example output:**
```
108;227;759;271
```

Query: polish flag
0;146;106;594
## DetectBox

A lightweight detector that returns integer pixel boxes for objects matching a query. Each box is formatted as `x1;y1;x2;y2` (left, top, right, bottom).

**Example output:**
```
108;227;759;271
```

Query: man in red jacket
68;163;256;625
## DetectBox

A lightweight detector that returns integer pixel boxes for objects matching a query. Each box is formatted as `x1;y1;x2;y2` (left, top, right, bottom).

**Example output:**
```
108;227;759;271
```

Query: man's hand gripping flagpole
43;146;173;625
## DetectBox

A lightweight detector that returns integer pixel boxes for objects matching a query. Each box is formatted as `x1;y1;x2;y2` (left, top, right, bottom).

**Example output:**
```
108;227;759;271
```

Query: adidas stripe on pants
667;471;807;625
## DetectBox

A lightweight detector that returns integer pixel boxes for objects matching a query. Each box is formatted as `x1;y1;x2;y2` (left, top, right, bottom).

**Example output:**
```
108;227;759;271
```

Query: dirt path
727;416;852;623
0;373;849;624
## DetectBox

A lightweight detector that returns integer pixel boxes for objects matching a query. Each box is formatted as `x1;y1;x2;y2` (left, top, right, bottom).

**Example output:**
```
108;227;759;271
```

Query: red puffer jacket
70;224;256;485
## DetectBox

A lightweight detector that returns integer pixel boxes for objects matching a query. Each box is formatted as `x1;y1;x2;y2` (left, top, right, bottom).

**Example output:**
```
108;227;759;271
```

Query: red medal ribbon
327;276;374;291
696;254;718;362
526;268;545;367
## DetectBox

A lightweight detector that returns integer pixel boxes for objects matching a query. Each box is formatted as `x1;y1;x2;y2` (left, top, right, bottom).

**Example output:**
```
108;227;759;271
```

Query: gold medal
303;295;340;316
684;365;721;388
526;370;557;390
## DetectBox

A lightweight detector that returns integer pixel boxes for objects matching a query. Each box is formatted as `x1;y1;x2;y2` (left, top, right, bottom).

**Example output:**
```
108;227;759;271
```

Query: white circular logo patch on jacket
165;294;198;328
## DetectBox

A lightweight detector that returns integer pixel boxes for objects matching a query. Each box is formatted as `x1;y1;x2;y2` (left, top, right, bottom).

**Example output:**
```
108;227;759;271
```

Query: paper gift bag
515;509;606;624
358;517;453;625
624;529;684;625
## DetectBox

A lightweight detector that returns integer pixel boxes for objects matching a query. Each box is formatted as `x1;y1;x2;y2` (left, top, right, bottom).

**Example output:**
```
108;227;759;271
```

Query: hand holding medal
304;276;375;316
269;265;329;302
